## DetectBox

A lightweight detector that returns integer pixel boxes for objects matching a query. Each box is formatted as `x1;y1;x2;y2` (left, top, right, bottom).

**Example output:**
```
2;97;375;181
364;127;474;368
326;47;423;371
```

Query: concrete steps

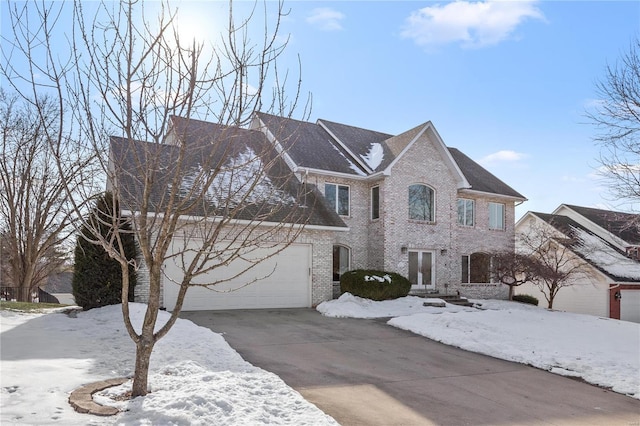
409;290;476;307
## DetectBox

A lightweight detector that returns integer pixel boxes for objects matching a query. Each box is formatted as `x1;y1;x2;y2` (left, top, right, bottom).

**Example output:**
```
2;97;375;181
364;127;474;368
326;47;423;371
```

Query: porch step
409;290;476;307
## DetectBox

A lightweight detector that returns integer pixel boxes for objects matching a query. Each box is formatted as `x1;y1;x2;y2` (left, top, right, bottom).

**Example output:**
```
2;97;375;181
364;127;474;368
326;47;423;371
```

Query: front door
408;250;435;291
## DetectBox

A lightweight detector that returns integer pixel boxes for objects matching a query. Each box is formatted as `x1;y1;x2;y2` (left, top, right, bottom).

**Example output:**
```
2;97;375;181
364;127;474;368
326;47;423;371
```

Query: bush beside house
512;294;539;306
340;270;411;301
72;193;137;310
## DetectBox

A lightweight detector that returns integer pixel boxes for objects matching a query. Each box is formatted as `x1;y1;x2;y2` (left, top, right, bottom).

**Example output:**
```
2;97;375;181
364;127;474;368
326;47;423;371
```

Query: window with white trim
457;199;474;226
325;183;350;216
408;184;435;222
488;202;505;230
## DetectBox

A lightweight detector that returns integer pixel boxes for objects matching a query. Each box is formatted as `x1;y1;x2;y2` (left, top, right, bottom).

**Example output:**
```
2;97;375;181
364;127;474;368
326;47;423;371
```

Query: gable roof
109;117;347;229
255;113;524;200
254;113;368;176
527;211;640;282
448;148;526;199
317;119;394;172
556;204;640;245
42;271;73;294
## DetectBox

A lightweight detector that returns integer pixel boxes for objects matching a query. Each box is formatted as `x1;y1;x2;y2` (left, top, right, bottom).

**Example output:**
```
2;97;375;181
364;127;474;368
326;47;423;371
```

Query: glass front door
408;250;434;291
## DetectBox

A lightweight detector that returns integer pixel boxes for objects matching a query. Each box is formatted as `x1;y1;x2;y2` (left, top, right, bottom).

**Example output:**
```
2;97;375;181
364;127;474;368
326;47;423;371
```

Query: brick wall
308;130;515;301
134;257;150;303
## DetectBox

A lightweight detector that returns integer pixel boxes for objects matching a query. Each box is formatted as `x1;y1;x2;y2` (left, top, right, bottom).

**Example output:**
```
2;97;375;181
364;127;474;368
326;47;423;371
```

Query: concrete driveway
180;308;640;426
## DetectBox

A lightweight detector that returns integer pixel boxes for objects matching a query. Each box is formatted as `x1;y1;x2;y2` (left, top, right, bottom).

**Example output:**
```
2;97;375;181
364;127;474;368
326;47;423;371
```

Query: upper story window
325;183;350;216
408;184;435;222
457;199;474;226
371;186;380;220
489;202;505;230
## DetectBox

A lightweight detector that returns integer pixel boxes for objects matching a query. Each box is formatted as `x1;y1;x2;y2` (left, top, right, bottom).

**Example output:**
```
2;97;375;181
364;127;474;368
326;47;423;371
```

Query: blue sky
269;0;639;219
2;1;638;219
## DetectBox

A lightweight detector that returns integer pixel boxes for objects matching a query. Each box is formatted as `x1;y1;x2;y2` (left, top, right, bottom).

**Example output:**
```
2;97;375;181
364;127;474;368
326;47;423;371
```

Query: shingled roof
530;212;640;282
561;205;640;245
256;112;525;200
448;148;526;199
318;119;394;172
255;113;368;176
109;117;347;229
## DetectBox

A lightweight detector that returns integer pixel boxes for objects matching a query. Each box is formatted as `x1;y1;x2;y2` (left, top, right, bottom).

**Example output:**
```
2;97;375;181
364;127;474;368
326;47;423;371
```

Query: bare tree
0;91;89;301
2;0;311;397
517;220;594;309
589;36;640;211
490;250;541;300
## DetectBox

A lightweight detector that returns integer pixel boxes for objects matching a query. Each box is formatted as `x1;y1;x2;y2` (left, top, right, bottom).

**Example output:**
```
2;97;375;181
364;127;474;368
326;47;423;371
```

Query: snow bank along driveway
318;294;640;400
0;304;337;425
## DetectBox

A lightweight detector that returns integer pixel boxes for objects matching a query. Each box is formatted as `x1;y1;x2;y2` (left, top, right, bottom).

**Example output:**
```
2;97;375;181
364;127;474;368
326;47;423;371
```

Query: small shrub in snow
513;294;539;306
340;269;411;301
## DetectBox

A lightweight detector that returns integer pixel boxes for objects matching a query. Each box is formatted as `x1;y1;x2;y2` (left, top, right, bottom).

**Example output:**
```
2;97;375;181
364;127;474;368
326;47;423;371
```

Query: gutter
120;209;350;232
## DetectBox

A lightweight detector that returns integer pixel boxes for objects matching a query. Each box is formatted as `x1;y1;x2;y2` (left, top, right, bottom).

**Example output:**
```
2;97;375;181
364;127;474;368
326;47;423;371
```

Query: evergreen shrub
72;193;137;310
340;269;411;301
513;294;539;306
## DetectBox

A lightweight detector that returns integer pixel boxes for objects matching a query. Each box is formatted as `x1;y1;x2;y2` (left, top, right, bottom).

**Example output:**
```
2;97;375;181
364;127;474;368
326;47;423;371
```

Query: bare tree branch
588;36;640;211
2;0;309;397
517;219;595;309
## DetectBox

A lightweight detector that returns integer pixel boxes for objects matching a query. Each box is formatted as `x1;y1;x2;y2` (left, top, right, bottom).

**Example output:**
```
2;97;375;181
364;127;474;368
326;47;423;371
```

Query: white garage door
620;290;640;323
163;241;311;311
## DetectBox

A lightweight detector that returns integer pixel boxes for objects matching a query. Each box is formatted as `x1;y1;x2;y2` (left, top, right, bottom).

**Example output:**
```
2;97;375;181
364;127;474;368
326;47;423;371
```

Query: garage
620;290;640;323
163;241;311;311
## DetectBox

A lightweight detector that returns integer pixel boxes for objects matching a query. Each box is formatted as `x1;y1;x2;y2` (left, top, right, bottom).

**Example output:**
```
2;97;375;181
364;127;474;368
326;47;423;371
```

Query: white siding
516;278;609;317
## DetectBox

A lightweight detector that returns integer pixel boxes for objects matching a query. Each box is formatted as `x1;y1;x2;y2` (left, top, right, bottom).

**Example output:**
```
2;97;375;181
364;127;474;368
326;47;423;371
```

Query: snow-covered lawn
0;304;337;425
2;295;638;425
318;293;640;400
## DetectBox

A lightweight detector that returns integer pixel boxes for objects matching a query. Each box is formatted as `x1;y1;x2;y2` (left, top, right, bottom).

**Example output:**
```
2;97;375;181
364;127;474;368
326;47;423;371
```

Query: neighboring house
515;204;640;323
41;271;75;305
111;114;526;311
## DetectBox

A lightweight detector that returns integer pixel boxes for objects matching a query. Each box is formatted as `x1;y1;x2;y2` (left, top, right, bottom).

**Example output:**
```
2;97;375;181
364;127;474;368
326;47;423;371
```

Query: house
41;271;74;305
515;204;640;323
111;114;526;311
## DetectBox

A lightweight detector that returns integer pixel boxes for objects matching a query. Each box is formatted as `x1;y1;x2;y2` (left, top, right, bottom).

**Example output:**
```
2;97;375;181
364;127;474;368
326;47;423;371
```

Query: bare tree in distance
588;36;640;216
490;250;542;301
1;0;314;397
0;90;91;301
517;218;595;309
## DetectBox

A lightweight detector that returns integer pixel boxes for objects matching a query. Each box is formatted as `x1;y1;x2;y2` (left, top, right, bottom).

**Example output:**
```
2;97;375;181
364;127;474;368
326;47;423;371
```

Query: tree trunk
130;264;162;397
131;337;155;397
508;285;514;300
547;294;554;309
16;262;35;302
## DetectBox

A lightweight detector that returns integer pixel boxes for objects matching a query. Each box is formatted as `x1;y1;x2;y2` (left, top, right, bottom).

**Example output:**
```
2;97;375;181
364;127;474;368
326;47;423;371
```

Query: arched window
333;245;350;281
408;184;435;221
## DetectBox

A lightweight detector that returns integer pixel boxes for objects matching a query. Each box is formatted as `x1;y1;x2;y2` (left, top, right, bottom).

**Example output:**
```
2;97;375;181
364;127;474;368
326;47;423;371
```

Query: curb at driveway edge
68;377;129;416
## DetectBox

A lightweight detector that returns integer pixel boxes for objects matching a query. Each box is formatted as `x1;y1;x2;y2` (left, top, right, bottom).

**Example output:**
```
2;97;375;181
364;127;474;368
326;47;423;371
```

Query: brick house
115;114;526;311
515;204;640;323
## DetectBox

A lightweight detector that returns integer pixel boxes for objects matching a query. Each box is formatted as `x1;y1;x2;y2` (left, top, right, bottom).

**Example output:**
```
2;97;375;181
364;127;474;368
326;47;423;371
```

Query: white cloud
479;149;527;166
561;175;585;183
401;0;545;49
306;8;345;31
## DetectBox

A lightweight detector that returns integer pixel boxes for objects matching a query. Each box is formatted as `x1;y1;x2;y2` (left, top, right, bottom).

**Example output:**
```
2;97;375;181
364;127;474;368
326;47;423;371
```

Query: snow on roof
361;143;384;171
573;226;640;281
177;147;295;208
329;142;366;176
